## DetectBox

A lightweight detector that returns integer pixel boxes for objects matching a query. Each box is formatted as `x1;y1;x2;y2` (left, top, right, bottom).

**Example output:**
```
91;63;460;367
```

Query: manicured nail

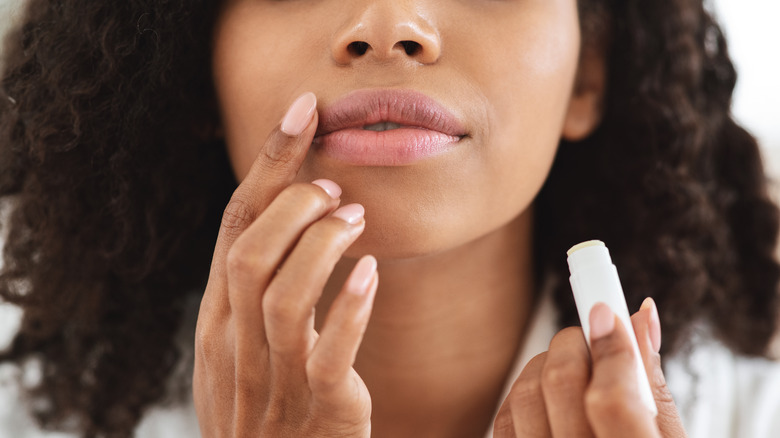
347;255;377;295
312;179;341;199
281;92;317;136
332;203;364;225
590;302;616;341
641;297;662;353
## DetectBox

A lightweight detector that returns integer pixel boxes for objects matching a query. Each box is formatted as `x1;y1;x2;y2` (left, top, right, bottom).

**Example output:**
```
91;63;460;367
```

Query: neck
318;210;536;437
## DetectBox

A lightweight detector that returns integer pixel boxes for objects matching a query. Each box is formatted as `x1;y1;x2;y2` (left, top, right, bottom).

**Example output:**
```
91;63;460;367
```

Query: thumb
631;298;688;437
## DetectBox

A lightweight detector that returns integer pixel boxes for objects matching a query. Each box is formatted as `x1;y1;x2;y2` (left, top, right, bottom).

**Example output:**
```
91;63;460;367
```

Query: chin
342;207;496;263
343;230;440;261
342;217;447;261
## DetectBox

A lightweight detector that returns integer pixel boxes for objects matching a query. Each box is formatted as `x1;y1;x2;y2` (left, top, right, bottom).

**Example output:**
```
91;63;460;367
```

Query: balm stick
567;240;658;416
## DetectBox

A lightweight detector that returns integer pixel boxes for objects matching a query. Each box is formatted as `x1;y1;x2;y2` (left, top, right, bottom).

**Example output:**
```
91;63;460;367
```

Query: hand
193;92;377;438
494;298;688;437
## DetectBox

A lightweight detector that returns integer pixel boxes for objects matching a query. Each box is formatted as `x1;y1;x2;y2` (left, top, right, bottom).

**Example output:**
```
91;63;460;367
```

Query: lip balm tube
567;240;658;416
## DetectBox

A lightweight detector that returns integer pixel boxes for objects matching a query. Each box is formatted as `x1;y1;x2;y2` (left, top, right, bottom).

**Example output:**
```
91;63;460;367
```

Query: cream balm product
567;240;658;416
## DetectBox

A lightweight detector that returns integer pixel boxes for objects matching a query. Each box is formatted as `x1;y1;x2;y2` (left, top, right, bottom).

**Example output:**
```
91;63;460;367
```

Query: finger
631;298;687;437
193;317;237;431
227;182;341;351
541;327;595;438
492;403;516;438
263;204;366;362
495;352;552;437
586;303;660;438
307;256;378;404
212;92;318;278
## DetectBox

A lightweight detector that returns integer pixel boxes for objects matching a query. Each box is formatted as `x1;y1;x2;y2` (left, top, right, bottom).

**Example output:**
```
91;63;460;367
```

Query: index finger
212;92;318;274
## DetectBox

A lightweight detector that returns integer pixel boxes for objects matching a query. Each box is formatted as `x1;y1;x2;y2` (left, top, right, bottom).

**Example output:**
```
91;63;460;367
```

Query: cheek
212;3;329;179
444;3;581;234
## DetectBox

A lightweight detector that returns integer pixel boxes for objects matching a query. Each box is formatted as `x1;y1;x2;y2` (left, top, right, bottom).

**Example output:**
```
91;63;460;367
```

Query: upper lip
314;89;468;138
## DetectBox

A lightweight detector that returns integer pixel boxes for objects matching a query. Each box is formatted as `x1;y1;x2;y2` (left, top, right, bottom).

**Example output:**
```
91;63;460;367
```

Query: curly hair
0;0;777;436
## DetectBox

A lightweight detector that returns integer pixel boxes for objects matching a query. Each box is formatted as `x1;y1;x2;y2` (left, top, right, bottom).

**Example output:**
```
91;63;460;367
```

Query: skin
195;0;688;436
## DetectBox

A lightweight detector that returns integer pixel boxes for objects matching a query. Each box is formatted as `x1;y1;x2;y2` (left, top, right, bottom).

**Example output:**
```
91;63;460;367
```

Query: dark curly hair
0;0;777;436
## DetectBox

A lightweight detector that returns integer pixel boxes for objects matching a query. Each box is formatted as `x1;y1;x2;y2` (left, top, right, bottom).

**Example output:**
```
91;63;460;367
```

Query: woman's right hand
193;92;377;437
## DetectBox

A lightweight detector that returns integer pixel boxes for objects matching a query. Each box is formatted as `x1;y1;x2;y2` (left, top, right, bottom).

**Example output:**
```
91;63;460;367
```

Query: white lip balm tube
567;240;658;416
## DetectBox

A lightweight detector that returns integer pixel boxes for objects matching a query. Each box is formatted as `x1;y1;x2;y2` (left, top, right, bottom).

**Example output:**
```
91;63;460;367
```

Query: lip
313;89;467;166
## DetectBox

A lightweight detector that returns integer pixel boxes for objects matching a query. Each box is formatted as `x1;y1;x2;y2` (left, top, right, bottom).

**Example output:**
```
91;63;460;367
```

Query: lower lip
313;128;462;166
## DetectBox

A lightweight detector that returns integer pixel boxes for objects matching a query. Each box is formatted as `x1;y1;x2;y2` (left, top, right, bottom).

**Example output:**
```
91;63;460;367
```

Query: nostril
400;41;421;56
347;41;369;56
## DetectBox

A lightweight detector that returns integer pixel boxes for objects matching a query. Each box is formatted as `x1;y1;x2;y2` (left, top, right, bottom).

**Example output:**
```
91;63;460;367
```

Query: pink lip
313;89;467;166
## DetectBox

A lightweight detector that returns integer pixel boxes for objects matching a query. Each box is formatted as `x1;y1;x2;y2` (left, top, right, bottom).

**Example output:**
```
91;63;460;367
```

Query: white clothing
1;295;780;438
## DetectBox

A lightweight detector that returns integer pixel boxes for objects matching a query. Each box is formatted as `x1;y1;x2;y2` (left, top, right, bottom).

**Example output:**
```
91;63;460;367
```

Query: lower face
212;0;581;260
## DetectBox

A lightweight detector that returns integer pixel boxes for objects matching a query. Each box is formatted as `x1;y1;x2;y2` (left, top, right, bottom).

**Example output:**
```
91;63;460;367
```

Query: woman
1;0;779;436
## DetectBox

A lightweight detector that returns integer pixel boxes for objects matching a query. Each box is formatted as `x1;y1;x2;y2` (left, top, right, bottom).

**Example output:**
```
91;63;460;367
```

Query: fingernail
347;255;377;295
590;302;616;341
281;92;317;136
332;203;364;225
312;179;341;199
641;297;662;353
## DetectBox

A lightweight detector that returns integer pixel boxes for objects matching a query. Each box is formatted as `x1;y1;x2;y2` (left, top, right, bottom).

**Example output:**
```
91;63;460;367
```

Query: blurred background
713;0;780;181
0;1;778;348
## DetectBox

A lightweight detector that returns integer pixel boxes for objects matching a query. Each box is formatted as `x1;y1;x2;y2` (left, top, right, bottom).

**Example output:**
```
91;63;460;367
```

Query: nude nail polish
347;255;377;295
589;303;616;340
641;297;662;353
281;92;316;136
312;179;342;199
332;204;364;225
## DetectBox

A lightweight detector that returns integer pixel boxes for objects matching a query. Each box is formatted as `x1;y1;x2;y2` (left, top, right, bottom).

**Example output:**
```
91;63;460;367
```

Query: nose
331;3;441;65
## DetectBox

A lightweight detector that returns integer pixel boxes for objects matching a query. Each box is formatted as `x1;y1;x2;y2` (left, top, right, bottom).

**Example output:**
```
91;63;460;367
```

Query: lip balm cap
567;240;612;278
567;239;605;256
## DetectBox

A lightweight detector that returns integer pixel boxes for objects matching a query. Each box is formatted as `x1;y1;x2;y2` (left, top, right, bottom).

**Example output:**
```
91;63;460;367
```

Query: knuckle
262;289;300;325
509;375;543;405
221;197;256;237
647;359;675;405
556;325;584;337
224;230;278;287
585;383;635;416
596;338;636;364
306;357;341;393
278;183;331;212
607;347;636;368
225;246;248;276
508;352;546;401
225;244;264;281
653;380;676;405
194;321;223;365
552;326;586;345
541;358;587;393
299;219;352;253
261;135;298;169
585;386;621;414
492;411;514;436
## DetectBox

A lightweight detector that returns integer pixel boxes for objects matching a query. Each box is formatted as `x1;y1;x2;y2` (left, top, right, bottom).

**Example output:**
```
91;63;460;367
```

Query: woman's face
212;0;585;259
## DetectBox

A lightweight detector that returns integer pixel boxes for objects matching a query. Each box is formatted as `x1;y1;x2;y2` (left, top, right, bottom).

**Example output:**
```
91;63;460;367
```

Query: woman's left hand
494;298;688;437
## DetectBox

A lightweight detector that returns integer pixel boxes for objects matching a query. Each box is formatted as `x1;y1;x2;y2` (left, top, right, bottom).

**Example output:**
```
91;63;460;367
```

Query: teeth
362;122;402;132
